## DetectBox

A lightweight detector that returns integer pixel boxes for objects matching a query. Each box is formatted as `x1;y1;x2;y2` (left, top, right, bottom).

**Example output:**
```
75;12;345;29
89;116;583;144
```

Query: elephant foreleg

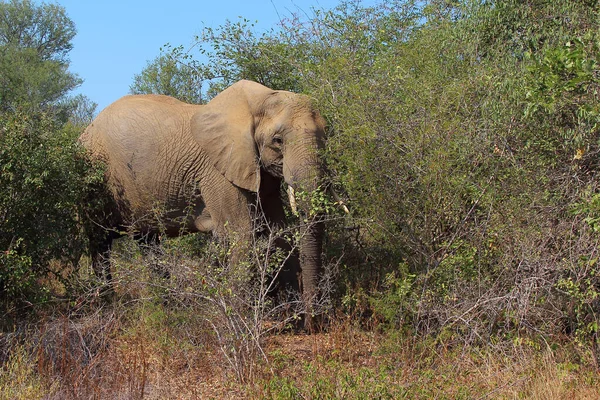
199;175;256;267
90;233;115;296
258;174;301;299
270;236;300;296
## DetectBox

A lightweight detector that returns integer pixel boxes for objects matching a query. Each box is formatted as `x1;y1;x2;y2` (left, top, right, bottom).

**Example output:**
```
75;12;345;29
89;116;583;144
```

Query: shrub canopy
134;0;600;345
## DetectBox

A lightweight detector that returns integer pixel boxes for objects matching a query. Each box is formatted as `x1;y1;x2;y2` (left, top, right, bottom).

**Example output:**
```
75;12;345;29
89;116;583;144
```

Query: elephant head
191;80;326;321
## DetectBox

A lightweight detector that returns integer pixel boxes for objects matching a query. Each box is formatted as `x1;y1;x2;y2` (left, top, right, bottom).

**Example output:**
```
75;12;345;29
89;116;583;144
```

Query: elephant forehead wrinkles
285;134;322;150
258;93;312;123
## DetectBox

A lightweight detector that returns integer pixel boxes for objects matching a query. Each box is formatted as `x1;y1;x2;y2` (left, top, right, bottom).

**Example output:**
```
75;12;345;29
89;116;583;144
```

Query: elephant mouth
263;162;283;178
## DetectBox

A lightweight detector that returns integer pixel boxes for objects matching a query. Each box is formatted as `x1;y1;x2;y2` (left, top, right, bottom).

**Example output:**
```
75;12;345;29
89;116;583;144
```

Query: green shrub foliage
143;0;600;346
4;0;600;351
0;112;104;309
0;1;103;312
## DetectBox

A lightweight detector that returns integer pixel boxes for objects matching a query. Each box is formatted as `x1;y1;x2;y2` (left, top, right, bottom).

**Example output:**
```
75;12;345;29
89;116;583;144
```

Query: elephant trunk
284;153;325;331
299;216;324;329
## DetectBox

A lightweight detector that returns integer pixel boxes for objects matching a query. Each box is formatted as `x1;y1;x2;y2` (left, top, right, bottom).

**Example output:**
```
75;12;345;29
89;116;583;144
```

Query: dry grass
2;236;599;399
2;310;600;399
0;341;53;400
251;329;600;399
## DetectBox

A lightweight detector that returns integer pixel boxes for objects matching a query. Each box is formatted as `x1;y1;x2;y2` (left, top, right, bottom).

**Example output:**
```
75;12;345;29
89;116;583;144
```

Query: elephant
80;80;326;328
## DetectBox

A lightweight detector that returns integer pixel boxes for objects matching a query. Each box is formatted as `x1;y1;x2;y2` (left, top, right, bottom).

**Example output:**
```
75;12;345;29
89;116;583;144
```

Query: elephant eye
272;136;283;146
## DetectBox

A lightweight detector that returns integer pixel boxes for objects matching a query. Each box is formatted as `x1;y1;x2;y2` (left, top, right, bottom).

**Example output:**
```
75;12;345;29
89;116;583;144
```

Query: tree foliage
130;54;205;104
0;0;83;113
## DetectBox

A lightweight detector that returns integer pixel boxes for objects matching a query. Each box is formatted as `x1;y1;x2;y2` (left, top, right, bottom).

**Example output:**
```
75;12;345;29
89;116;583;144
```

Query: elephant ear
191;82;266;192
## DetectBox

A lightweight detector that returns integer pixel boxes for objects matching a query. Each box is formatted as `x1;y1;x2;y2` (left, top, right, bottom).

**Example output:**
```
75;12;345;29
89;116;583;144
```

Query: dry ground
3;317;599;400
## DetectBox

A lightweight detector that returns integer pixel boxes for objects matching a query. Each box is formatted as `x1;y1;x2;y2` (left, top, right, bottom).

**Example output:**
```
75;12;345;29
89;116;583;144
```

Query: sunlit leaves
0;0;82;113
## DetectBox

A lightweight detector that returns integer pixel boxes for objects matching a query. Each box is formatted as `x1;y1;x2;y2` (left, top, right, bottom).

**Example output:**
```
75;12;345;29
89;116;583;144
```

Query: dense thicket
0;0;102;313
2;0;599;356
2;1;599;396
134;0;600;350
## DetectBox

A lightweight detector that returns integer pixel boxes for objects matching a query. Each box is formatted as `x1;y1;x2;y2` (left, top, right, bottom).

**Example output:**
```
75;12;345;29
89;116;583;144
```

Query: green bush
130;0;600;349
0;111;104;311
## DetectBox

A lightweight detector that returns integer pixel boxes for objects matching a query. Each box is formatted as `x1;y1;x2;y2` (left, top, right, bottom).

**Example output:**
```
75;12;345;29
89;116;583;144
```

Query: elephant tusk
330;186;350;214
287;185;298;215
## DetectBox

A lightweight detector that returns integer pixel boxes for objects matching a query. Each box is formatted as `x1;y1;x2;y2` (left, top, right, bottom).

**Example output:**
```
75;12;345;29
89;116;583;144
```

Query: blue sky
47;0;358;112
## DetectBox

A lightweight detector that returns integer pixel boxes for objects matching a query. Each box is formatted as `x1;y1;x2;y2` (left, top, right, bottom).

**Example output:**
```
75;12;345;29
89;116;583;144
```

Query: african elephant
80;80;326;327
